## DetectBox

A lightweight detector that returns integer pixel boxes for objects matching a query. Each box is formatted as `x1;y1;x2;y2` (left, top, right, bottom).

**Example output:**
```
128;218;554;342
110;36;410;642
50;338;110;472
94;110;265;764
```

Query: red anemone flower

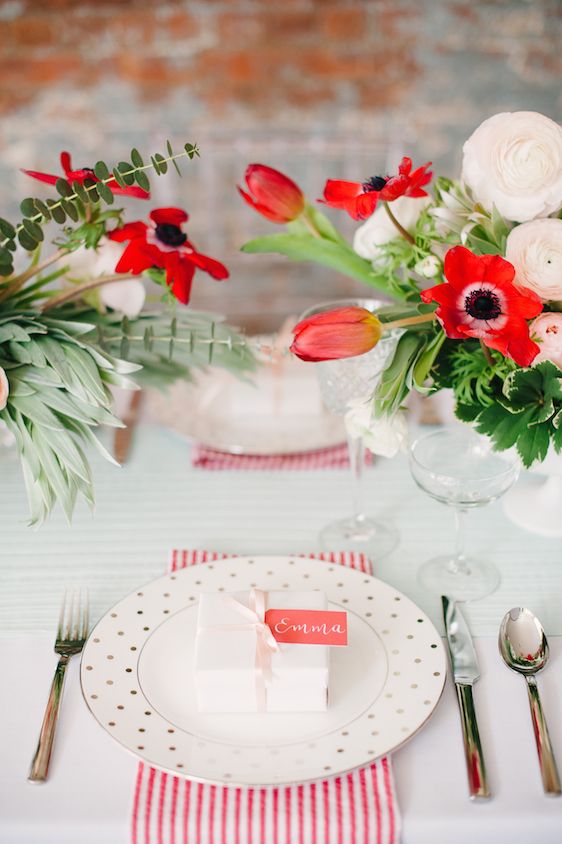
22;151;149;199
421;245;542;367
319;156;432;221
290;307;382;362
238;164;305;223
107;208;229;305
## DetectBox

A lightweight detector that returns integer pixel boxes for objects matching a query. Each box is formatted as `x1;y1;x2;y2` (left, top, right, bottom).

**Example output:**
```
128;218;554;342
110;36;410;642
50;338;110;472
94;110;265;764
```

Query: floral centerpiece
240;111;562;467
0;143;254;524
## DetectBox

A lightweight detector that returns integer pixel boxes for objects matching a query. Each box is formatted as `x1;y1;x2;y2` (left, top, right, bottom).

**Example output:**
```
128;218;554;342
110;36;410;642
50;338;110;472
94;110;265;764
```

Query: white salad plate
81;556;446;786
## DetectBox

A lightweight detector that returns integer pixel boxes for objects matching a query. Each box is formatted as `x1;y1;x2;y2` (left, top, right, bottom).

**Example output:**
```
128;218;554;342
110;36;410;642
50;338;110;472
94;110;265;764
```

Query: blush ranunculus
530;313;562;370
290;307;382;362
505;218;562;302
0;366;9;411
421;245;543;367
461;111;562;222
238;164;305;223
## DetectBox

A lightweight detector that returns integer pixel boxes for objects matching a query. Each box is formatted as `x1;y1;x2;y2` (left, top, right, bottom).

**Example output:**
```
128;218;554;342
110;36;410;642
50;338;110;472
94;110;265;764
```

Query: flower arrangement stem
0;249;68;304
479;339;494;366
301;210;322;239
383;202;415;245
41;274;136;311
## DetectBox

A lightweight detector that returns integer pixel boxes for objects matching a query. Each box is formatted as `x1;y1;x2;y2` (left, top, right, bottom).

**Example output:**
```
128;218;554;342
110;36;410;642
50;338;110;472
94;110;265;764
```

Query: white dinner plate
81;556;446;786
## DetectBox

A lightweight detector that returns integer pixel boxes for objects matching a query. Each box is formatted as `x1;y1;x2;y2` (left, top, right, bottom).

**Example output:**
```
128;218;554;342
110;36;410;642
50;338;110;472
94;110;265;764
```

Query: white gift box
194;590;329;713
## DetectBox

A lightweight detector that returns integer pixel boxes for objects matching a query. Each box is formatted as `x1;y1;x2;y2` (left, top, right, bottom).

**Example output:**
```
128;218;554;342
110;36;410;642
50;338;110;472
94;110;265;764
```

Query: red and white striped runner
192;444;373;471
131;549;400;844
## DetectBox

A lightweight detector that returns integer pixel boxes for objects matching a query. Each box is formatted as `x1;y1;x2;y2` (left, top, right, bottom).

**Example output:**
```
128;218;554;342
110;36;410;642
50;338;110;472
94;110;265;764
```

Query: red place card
265;609;348;646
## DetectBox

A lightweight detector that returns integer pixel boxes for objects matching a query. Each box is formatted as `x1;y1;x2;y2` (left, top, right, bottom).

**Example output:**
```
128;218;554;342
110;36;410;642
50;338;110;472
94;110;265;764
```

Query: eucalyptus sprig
0;141;199;276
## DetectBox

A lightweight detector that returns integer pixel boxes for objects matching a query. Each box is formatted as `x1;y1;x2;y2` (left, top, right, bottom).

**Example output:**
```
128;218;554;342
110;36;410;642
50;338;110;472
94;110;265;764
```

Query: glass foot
319;516;399;559
417;555;500;601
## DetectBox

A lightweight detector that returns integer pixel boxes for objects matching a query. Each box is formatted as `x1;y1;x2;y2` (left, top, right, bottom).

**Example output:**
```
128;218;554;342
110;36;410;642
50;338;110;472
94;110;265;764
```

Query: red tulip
238;164;305;223
291;307;382;362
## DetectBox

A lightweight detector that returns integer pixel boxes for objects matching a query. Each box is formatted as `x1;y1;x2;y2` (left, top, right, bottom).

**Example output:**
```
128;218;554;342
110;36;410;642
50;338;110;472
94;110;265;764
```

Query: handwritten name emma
273;617;345;637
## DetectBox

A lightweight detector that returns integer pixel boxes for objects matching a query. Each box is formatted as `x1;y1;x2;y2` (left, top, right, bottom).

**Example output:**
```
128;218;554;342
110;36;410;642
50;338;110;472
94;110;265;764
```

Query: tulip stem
383;312;436;331
41;273;136;311
383;202;415;245
301;210;322;239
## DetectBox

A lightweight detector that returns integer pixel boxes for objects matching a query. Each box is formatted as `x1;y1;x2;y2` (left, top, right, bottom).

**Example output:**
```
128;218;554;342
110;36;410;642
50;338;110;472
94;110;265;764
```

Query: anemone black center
155;223;187;247
464;288;502;321
362;175;388;193
82;167;95;175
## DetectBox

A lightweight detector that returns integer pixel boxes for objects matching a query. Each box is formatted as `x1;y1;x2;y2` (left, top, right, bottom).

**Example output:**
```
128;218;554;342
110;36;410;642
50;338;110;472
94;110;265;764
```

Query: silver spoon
499;607;561;796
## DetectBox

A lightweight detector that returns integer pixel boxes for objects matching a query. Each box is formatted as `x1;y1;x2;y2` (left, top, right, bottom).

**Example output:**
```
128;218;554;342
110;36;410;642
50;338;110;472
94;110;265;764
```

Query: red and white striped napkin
131;549;400;844
192;443;374;470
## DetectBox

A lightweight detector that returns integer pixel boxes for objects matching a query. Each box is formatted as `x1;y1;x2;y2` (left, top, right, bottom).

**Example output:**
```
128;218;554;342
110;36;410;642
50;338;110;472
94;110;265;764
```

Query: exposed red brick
321;8;368;39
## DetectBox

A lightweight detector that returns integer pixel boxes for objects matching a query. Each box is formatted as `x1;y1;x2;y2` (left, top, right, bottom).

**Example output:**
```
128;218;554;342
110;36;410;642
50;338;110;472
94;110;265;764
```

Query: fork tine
57;592;67;640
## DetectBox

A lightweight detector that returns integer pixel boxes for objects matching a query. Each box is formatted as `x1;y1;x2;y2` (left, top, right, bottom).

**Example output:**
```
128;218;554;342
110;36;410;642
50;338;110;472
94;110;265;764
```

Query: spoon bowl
499;607;549;675
499;607;560;796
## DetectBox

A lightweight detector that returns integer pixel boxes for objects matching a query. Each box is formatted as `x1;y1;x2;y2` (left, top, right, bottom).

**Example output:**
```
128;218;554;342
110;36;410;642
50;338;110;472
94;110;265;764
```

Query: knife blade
442;595;491;800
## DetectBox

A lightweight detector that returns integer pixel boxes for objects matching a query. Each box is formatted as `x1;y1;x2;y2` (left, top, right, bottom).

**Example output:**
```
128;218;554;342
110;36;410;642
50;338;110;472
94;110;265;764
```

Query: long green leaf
241;234;399;292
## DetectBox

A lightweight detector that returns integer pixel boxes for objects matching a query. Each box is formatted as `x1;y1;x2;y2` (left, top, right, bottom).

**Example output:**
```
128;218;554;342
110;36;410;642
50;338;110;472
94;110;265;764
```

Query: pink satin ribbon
203;588;279;711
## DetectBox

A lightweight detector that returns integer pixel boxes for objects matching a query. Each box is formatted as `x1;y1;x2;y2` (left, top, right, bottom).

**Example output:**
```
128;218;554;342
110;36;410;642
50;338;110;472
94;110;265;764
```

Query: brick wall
0;0;560;330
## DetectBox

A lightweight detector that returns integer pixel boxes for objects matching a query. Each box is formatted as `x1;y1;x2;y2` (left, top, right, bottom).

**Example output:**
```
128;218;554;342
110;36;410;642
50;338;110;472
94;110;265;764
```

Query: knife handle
455;683;490;800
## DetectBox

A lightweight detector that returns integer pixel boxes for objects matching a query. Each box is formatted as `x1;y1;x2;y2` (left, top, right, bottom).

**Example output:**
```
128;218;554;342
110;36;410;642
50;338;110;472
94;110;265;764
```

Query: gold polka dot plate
80;556;446;786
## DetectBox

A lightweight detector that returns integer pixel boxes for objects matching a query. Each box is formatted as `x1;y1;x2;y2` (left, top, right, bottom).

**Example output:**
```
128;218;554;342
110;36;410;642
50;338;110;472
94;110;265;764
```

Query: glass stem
451;508;471;575
347;432;365;523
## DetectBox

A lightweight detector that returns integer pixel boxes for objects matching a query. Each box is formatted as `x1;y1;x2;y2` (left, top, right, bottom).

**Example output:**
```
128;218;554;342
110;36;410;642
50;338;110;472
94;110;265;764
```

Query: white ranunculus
65;238;146;318
415;254;442;278
345;398;408;459
353;196;431;263
462;111;562;222
0;366;9;411
100;279;146;318
505;218;562;301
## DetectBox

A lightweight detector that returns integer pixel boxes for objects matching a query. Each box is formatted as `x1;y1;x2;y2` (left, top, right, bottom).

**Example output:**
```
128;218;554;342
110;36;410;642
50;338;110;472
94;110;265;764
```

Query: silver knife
442;595;491;800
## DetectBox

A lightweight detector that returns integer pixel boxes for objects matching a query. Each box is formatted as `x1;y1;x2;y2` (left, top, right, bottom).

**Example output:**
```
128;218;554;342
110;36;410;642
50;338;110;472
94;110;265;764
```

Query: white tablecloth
1;425;562;842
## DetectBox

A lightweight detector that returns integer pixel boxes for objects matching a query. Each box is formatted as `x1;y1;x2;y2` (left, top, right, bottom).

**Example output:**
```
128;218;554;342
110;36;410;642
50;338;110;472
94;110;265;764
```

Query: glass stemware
301;298;399;557
409;426;520;601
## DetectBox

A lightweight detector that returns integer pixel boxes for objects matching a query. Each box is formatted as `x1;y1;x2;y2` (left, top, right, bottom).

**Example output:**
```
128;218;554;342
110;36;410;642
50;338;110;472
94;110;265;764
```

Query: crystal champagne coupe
409;426;520;600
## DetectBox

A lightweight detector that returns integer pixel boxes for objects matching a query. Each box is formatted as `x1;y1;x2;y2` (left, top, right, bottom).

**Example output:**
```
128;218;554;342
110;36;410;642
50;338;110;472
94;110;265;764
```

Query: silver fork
28;590;89;782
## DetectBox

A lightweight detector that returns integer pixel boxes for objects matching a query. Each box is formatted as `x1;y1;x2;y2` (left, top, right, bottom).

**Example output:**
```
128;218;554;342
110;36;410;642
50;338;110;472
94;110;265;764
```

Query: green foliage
430;179;512;256
455;361;562;467
434;341;517;407
375;323;444;415
0;141;200;275
0;309;254;524
241;233;392;292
